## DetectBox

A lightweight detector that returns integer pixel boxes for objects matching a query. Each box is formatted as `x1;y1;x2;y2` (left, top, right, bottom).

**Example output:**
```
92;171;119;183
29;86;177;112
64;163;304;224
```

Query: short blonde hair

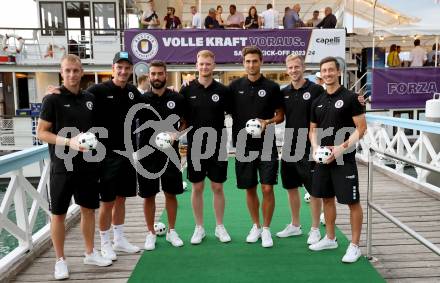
285;54;305;65
61;54;82;66
197;50;215;60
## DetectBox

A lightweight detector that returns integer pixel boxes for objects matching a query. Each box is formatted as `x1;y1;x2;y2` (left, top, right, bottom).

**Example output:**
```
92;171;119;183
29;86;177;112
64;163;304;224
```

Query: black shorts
281;158;314;191
311;160;360;204
235;148;279;189
187;156;228;183
50;172;100;215
99;152;137;202
137;157;184;198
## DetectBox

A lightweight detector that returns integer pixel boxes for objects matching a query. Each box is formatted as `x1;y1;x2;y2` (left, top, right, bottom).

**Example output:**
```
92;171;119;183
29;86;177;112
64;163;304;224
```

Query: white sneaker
54;258;69;280
166;229;184;247
84;249;113;267
215;225;231;243
307;228;321;245
276;224;302;238
190;226;206;245
261;228;273;248
320;213;326;226
309;235;338;251
113;236;140;253
342;243;362;263
246;224;262;243
144;232;157;251
101;241;117;261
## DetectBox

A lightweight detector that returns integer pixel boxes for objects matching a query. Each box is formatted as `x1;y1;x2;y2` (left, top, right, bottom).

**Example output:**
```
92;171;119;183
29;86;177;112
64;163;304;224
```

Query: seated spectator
261;3;279;29
245;6;260;29
164;7;182;29
226;5;244;29
316;7;337;28
141;1;160;29
387;44;401;67
427;44;440;66
409;39;427;67
190;6;202;28
282;7;290;29
216;5;226;27
205;8;222;29
306;10;321;27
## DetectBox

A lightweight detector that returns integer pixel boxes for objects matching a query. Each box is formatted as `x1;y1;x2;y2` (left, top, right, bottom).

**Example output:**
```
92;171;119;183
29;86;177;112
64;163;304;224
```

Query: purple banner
372;68;440;109
125;29;313;64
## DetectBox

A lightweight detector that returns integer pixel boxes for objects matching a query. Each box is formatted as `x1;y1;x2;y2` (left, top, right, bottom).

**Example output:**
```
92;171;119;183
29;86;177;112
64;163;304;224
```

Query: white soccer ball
320;212;326;226
78;132;97;150
155;132;172;149
154;222;167;236
182;181;188;191
304;192;311;203
314;146;332;164
245;119;262;137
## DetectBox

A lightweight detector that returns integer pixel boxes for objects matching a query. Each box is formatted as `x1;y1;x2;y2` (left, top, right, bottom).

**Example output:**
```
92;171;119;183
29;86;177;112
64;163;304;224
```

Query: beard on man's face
151;79;166;89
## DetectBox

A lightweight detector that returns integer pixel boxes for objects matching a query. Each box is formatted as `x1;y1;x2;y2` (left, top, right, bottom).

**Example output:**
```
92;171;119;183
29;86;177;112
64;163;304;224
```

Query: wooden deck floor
10;163;440;283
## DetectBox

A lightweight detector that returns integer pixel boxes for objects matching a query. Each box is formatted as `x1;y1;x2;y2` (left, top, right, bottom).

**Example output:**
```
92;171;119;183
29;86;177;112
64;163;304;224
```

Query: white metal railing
358;114;440;193
0;117;41;151
0;145;79;276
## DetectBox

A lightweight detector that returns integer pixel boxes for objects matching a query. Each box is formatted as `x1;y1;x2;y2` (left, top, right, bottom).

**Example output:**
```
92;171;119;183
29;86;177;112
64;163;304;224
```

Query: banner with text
372;68;440;109
125;29;345;64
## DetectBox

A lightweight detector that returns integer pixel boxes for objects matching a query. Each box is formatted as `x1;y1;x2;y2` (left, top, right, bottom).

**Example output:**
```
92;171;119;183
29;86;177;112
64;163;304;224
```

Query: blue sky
0;0;439;28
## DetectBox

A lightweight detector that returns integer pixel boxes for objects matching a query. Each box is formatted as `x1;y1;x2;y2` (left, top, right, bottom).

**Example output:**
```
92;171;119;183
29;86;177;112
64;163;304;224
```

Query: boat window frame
92;2;117;36
39;1;66;36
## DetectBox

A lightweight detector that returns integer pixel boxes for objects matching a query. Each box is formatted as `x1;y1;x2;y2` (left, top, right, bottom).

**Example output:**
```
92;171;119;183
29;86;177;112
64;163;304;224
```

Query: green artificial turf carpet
129;160;384;283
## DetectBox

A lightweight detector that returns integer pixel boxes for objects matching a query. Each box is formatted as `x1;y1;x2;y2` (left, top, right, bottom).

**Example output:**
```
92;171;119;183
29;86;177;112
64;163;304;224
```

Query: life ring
1;33;25;54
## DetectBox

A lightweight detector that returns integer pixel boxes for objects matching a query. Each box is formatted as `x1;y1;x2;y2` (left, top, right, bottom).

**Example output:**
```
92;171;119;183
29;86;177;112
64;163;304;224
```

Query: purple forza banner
124;29;345;64
372;68;440;109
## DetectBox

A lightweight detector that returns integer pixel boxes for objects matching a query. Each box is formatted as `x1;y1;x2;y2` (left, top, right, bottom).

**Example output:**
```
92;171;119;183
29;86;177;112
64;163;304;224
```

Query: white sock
100;229;111;245
113;224;124;241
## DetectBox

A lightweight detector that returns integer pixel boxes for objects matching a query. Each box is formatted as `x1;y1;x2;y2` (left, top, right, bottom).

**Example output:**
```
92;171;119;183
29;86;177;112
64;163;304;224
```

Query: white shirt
261;9;279;29
409;46;427;67
192;13;202;29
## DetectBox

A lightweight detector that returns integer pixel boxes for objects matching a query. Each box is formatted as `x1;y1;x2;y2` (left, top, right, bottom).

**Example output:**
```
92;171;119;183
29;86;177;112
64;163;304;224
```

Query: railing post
418;132;428;182
366;149;374;260
396;127;404;173
14;169;32;250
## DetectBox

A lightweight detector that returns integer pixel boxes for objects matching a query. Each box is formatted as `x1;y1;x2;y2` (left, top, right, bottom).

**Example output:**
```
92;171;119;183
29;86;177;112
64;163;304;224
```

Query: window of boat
40;2;65;36
93;2;117;35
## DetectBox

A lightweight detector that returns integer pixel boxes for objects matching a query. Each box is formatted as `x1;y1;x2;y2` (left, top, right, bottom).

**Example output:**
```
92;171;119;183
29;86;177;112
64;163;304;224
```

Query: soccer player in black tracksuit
276;54;324;245
180;50;231;245
37;55;112;280
137;60;185;250
308;57;367;263
87;52;142;260
228;46;284;248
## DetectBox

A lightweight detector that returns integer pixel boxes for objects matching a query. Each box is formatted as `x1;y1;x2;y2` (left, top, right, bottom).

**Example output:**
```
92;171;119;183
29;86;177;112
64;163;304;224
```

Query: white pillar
12;72;18;111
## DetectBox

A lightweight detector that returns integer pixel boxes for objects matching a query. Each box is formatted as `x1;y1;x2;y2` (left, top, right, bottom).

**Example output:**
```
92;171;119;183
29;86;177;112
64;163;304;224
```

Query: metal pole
94;72;98;84
372;0;378;69
352;0;355;32
366;149;374;259
12;72;18;111
199;0;202;28
123;0;127;29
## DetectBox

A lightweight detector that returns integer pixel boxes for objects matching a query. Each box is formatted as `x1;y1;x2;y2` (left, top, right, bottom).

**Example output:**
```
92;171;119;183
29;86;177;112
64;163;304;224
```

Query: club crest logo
131;33;159;61
303;92;311;100
86;101;93;110
128;92;134;100
258;90;266;97
167;101;176;109
335;100;344;108
212;94;220;102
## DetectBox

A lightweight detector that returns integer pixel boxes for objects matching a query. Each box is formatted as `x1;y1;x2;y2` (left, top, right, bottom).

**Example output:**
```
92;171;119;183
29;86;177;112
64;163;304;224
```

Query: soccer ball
154;222;166;236
314;146;332;164
155;132;172;149
78;132;97;150
182;181;188;191
304;192;311;203
245;119;262;137
320;212;326;226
